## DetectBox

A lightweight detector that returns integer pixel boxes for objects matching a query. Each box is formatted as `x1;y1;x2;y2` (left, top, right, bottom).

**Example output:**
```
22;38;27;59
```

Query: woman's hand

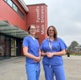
34;55;41;62
46;52;54;58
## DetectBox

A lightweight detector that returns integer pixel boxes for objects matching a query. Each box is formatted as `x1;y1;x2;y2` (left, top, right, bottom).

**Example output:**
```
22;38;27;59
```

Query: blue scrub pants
26;63;40;80
43;64;66;80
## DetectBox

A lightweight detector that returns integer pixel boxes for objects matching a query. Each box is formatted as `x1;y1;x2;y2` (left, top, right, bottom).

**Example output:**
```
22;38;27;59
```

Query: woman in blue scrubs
41;25;67;80
22;24;41;80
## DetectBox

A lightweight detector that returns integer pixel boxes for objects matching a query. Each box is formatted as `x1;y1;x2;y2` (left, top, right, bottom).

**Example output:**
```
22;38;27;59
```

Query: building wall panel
0;0;27;31
27;4;48;44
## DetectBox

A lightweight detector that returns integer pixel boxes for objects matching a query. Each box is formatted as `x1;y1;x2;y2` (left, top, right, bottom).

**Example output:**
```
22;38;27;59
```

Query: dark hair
27;24;35;34
47;25;57;40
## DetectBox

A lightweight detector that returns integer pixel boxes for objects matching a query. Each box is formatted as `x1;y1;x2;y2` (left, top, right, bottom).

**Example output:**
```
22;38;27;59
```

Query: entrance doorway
11;38;16;56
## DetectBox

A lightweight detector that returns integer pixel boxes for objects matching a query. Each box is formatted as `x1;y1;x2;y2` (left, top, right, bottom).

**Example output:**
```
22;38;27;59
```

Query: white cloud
60;35;81;46
74;22;81;28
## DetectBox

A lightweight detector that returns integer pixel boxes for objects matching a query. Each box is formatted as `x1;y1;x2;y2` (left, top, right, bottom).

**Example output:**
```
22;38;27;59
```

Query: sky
23;0;81;46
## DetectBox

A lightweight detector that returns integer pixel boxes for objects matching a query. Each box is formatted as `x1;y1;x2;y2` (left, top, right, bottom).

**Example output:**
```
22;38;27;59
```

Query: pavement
0;55;81;80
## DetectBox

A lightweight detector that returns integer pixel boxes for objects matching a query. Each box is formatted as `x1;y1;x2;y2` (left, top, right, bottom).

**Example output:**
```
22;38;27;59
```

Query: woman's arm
41;50;47;56
23;46;41;61
47;49;66;58
53;49;66;56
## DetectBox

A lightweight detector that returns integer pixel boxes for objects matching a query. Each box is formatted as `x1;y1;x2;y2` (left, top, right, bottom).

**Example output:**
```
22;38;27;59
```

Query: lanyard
49;41;53;51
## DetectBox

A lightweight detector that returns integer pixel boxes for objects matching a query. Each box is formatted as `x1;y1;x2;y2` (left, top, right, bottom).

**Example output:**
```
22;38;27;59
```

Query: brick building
0;0;48;58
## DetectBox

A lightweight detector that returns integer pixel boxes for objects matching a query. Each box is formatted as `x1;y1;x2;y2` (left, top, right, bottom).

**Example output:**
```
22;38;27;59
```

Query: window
18;9;24;19
4;0;24;19
0;35;4;41
7;0;12;7
4;0;7;2
13;4;18;12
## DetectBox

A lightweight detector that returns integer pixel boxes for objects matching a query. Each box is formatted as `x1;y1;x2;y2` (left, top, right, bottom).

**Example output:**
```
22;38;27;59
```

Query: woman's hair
27;24;35;34
47;25;58;40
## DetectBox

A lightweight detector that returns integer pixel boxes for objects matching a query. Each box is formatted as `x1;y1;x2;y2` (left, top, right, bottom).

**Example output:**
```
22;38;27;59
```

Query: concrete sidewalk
0;55;81;80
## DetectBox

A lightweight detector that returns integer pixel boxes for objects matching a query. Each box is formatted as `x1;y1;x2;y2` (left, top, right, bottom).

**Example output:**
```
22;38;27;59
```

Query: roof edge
18;0;29;12
27;3;48;6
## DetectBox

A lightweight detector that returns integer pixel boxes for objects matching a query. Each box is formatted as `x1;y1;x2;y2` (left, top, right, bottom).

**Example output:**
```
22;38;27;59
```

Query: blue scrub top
40;37;67;66
22;36;40;64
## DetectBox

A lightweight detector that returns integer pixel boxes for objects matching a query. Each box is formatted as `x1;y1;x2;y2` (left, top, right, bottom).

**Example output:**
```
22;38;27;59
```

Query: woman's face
48;27;54;37
30;25;36;35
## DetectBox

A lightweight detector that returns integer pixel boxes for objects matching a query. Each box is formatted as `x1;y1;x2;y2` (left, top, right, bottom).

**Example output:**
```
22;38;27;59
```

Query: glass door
5;37;11;57
0;35;5;57
11;38;16;56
